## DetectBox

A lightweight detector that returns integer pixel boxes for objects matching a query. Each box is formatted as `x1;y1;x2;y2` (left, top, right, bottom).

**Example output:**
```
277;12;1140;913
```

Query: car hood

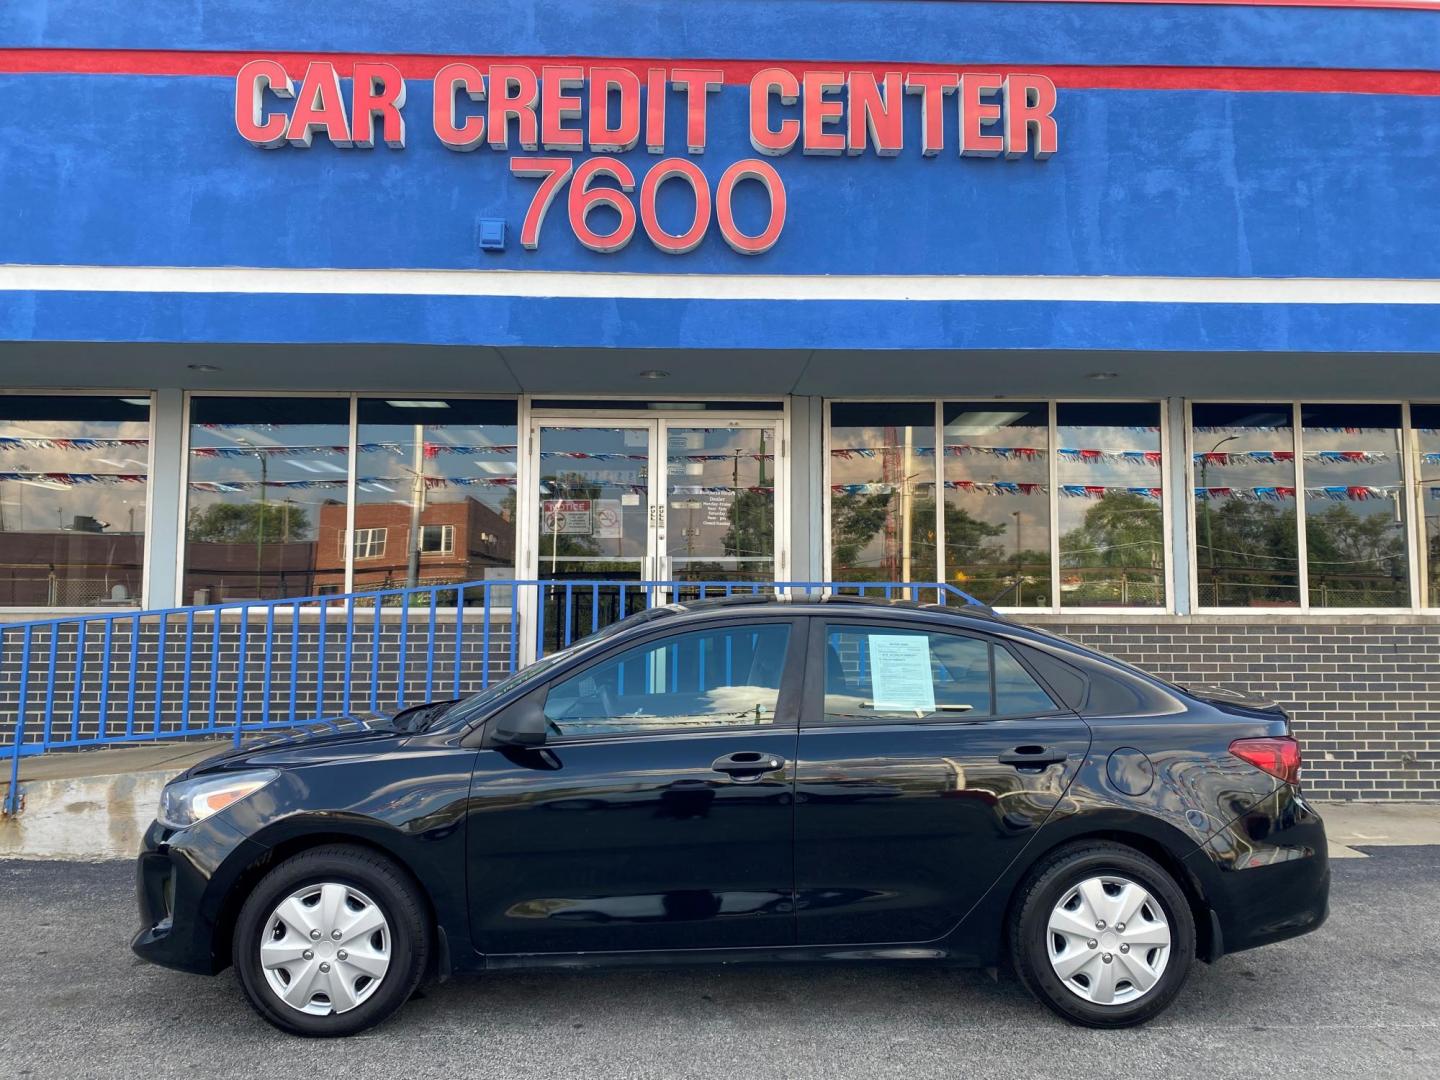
183;714;405;778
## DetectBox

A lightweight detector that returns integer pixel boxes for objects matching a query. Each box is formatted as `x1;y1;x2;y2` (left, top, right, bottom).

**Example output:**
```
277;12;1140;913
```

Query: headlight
158;769;279;830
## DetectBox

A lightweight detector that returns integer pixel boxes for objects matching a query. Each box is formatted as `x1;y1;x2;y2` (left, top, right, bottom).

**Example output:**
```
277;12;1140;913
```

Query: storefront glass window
1414;404;1440;609
828;403;938;584
184;397;349;603
941;402;1050;607
1302;404;1408;608
0;395;150;607
351;399;518;592
1191;404;1300;608
1056;402;1165;608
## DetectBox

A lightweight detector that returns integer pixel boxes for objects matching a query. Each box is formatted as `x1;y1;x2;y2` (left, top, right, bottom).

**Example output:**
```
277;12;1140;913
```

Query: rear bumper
131;817;268;976
1184;785;1329;960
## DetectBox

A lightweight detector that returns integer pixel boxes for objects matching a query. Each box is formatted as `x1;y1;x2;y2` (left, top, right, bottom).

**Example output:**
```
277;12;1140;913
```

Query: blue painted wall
3;1;1440;352
6;291;1437;353
5;75;1439;279
5;1;1440;70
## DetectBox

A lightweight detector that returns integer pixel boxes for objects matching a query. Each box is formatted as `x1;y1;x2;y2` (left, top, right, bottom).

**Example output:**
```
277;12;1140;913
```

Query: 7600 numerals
510;156;787;254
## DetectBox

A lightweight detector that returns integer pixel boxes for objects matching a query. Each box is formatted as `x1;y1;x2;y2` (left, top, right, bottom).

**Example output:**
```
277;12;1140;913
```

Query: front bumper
132;817;268;975
1184;785;1330;959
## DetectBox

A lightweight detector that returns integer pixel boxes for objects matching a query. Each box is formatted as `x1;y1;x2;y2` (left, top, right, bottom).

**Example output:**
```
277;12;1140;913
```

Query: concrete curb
0;770;169;861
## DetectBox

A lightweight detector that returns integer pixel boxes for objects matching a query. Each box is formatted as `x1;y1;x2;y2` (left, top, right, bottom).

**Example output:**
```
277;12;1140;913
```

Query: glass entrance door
663;424;778;585
533;421;656;576
525;416;784;654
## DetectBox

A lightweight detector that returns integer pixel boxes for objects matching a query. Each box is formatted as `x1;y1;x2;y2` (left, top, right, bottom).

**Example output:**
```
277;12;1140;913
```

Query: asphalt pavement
1;848;1436;1080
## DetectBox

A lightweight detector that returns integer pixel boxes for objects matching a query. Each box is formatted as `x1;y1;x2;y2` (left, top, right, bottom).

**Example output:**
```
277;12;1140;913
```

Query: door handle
711;751;787;781
998;745;1068;769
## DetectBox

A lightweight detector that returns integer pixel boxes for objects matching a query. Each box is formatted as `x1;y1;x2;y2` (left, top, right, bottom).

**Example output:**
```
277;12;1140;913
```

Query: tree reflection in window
828;403;938;588
1302;404;1408;608
941;403;1050;607
1191;404;1299;608
1056;403;1165;608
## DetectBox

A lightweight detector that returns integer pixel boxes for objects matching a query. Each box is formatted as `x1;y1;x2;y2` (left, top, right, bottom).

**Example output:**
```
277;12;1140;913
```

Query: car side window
543;623;792;738
994;645;1060;715
823;625;1055;722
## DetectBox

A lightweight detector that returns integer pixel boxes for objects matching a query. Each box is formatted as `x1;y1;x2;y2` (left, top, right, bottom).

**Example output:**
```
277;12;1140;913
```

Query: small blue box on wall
478;219;506;252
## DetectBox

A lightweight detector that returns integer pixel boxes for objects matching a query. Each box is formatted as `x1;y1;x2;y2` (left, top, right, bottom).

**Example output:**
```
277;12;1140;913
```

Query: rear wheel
1010;841;1195;1028
233;845;430;1037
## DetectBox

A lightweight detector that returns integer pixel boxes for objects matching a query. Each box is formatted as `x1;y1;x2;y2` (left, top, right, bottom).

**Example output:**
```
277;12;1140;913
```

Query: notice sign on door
867;635;937;713
542;499;592;535
593;500;622;539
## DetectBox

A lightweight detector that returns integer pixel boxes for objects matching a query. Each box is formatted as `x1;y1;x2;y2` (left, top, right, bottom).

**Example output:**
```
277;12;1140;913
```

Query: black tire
1009;841;1196;1028
232;844;430;1037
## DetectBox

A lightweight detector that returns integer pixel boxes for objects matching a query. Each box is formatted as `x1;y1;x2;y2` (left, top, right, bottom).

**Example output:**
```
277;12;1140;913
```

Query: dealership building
2;0;1440;799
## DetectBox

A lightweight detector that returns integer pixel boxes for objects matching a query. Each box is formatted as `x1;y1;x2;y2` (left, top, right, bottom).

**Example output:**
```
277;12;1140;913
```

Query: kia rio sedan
133;596;1328;1036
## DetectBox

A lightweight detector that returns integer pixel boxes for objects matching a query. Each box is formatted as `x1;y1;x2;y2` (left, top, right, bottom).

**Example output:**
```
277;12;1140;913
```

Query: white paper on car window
867;635;936;712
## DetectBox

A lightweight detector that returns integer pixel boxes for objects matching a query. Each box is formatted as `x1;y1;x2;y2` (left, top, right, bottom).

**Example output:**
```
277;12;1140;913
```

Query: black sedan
133;596;1329;1035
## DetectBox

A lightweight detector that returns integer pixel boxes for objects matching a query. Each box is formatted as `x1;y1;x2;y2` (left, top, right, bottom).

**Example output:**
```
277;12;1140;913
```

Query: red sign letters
235;59;1058;254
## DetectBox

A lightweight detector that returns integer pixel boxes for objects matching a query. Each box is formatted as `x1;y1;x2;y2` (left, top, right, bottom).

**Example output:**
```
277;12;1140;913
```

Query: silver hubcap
1046;874;1171;1006
260;882;391;1015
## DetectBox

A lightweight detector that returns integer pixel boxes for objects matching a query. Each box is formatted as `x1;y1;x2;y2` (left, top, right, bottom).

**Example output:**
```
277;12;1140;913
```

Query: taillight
1229;736;1302;785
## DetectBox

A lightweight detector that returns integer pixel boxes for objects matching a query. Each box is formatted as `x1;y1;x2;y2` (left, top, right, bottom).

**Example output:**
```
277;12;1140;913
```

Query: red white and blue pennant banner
190;475;519;492
829;481;1163;499
1194;450;1394;465
0;437;148;452
831;446;1419;466
1059;485;1163;500
193;442;519;457
0;471;146;486
947;481;1045;495
1194;486;1294;501
830;445;1158;462
1195;485;1403;501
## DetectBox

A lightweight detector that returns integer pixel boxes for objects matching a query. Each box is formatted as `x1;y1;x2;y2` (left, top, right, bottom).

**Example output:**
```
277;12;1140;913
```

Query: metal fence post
4;627;34;815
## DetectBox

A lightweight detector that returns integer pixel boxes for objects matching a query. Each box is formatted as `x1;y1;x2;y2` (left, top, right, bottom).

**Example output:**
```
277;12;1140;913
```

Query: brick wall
1037;619;1440;801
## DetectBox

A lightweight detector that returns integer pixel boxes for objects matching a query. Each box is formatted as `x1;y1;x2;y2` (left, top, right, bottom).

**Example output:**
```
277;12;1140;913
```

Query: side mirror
488;691;549;748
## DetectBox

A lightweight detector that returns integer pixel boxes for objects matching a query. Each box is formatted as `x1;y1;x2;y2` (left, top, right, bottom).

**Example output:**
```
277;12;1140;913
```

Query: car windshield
432;605;680;729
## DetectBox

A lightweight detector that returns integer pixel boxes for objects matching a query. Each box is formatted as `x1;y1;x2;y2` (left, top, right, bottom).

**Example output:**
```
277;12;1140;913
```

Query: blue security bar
1;579;981;814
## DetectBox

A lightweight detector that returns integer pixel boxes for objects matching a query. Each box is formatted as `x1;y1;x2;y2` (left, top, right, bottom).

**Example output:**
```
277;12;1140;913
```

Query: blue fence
1;578;979;813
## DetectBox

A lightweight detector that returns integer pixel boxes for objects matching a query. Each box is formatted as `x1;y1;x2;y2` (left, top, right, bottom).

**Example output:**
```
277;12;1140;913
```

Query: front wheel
233;845;430;1037
1010;841;1196;1028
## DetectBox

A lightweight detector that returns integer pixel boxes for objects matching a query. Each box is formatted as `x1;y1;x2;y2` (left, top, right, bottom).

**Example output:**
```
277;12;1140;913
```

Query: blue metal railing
2;578;981;813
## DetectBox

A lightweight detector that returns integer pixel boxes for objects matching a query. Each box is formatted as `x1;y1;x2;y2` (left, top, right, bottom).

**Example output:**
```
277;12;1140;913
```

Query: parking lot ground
1;846;1437;1080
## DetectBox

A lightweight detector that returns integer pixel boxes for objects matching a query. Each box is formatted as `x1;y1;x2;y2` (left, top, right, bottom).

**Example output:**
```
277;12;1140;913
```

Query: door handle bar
711;751;787;777
998;745;1068;768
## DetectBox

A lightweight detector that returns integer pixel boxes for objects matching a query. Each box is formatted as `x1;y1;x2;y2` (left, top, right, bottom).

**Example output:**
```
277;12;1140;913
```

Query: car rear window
1013;644;1089;712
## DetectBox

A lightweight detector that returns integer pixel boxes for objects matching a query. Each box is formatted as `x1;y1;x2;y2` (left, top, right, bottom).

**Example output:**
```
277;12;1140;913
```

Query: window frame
0;388;157;613
803;618;1064;729
535;614;811;745
1410;401;1440;611
822;397;1174;614
420;523;455;555
344;527;388;560
1186;398;1423;615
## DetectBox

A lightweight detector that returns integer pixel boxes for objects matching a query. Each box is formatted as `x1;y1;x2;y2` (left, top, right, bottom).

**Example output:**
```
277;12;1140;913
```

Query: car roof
641;592;1014;628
